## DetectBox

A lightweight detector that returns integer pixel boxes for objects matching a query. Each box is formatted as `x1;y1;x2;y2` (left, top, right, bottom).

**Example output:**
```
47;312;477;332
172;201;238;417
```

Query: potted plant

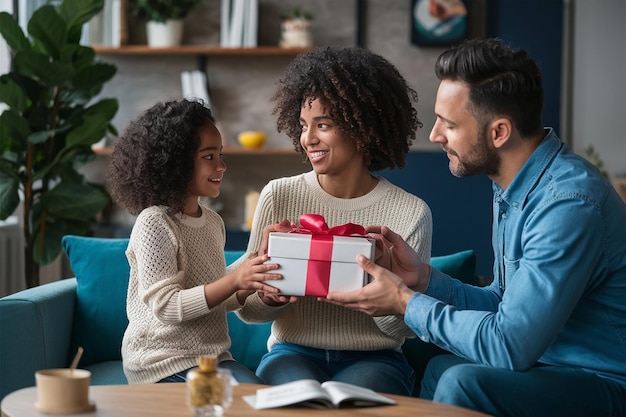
279;6;314;48
129;0;203;47
0;0;118;288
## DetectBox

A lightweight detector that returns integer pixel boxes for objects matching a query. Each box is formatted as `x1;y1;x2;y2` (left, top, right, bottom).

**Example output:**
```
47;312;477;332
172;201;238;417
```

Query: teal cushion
227;312;271;371
62;236;131;367
224;250;271;370
225;250;245;266
430;249;476;284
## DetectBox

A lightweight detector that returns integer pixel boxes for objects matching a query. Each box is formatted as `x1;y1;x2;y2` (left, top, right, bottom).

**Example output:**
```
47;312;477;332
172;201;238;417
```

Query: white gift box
266;232;374;297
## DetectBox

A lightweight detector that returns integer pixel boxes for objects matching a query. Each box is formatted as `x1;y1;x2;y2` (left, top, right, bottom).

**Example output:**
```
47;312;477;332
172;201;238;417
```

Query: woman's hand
258;220;293;256
257;291;299;306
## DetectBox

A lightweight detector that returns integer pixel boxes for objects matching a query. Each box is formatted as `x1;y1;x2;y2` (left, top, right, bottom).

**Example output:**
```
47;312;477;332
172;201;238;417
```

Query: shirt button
420;336;428;342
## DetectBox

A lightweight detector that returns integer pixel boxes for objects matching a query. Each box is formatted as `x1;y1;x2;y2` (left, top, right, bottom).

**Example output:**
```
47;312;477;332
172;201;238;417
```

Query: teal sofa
0;236;477;401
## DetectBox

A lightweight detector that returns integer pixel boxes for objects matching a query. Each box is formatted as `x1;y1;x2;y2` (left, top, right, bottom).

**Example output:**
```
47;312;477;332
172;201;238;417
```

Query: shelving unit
89;44;313;231
92;45;310;155
93;46;310;56
92;146;299;156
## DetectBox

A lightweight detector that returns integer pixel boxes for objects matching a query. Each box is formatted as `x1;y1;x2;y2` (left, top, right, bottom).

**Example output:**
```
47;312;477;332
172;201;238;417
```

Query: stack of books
221;0;258;47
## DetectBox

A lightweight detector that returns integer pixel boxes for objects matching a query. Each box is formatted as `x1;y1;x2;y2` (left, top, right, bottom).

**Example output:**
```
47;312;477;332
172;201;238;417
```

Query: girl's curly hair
106;99;215;215
271;46;422;171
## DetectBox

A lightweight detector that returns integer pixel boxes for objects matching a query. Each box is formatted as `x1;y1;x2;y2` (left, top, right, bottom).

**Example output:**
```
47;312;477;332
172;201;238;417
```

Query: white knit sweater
122;204;239;384
235;171;433;352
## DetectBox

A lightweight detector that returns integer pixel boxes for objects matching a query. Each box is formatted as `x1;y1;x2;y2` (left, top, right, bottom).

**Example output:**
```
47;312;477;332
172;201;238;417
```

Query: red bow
292;214;366;237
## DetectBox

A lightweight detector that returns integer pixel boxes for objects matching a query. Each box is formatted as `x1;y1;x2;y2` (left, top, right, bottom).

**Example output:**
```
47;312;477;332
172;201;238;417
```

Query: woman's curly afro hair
271;46;422;171
106;99;215;215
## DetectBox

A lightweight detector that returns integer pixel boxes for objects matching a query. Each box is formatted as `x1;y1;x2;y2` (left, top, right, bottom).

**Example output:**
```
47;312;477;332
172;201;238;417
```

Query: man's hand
325;254;416;316
366;226;427;290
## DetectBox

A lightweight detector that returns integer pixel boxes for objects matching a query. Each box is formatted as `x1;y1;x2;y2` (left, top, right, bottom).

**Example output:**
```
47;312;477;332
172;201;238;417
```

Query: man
324;38;626;416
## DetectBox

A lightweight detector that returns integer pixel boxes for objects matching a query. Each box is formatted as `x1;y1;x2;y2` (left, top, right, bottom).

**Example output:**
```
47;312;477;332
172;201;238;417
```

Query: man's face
429;80;500;177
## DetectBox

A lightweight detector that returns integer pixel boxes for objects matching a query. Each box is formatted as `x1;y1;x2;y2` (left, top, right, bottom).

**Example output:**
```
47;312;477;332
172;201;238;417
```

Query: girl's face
299;98;365;176
187;122;226;204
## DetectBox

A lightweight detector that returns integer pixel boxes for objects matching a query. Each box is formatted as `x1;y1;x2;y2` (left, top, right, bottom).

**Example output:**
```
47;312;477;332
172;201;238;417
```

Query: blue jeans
421;355;626;417
158;360;262;384
255;342;415;396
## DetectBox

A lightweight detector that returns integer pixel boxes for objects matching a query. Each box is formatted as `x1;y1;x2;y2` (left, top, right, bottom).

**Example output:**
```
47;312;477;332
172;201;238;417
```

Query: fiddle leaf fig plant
0;0;118;288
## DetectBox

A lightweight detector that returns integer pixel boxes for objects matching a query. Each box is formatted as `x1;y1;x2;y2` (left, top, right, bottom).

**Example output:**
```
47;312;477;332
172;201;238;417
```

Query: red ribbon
292;214;365;296
293;213;366;237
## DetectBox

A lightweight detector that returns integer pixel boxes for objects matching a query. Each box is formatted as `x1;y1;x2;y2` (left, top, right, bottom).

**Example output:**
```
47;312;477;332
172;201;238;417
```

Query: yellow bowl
238;131;266;149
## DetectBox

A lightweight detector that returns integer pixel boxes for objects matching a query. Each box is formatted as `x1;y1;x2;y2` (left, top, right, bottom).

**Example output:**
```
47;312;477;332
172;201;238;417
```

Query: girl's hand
232;254;282;292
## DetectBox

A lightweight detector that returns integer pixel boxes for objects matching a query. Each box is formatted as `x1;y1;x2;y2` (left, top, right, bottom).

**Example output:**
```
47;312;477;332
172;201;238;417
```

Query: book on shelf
243;379;396;410
221;0;257;47
85;0;127;47
181;70;213;110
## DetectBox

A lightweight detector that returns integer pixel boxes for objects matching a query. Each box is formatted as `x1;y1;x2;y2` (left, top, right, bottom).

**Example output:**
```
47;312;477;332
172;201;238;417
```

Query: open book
243;379;396;410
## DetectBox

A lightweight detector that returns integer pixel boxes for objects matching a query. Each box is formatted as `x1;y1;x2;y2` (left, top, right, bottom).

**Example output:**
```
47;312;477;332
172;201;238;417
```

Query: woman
233;46;433;396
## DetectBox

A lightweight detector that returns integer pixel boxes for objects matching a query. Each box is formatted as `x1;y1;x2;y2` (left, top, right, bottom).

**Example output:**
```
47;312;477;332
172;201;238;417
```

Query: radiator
0;216;25;297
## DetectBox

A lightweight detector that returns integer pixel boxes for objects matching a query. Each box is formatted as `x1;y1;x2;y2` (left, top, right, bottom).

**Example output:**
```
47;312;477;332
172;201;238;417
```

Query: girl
106;99;281;384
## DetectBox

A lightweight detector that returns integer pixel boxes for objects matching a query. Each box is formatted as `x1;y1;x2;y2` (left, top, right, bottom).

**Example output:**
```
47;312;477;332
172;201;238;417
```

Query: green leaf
27;125;71;145
59;0;104;32
0;75;29;112
32;222;65;265
73;62;117;89
0;109;30;148
66;98;118;147
65;114;109;147
0;12;31;52
0;172;20;220
44;181;109;220
85;98;119;121
28;5;67;59
13;50;74;86
61;44;95;69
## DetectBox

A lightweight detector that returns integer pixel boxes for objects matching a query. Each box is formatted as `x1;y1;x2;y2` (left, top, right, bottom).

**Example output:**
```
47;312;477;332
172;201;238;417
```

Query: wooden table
2;383;490;417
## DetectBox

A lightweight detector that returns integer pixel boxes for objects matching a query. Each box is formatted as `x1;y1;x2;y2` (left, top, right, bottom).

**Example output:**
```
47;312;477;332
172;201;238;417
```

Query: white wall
0;0;11;114
571;0;626;178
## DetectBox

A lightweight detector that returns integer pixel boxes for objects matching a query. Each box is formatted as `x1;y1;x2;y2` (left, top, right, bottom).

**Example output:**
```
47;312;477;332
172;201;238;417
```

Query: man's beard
448;127;500;178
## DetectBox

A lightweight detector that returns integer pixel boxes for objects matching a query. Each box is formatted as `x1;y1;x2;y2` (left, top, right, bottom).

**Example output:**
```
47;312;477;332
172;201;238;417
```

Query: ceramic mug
35;369;96;414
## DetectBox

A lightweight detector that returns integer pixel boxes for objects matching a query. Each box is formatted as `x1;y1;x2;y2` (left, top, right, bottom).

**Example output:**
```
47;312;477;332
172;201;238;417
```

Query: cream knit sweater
235;171;432;352
122;204;239;384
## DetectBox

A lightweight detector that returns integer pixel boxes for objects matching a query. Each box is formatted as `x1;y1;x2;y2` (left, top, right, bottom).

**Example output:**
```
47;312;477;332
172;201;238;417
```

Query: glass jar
187;356;233;417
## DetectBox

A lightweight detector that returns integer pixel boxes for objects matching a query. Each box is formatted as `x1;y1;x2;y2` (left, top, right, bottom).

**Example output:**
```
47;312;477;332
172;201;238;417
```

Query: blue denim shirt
405;129;626;387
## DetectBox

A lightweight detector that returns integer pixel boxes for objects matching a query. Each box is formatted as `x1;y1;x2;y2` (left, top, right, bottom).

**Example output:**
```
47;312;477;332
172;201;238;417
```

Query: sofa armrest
0;278;77;400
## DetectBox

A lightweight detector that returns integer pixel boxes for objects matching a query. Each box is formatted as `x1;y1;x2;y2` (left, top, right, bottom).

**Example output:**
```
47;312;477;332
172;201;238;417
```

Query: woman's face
299;98;365;177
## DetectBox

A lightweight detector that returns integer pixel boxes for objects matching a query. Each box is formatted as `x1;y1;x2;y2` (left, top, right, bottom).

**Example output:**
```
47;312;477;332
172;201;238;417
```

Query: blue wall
487;0;564;135
376;151;494;276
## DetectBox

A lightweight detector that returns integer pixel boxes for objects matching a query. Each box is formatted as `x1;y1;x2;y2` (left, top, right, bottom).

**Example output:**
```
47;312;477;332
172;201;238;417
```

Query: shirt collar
494;128;562;209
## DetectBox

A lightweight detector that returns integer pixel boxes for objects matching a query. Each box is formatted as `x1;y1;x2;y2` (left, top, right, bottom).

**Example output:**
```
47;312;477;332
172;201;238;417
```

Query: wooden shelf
92;146;299;156
92;45;311;56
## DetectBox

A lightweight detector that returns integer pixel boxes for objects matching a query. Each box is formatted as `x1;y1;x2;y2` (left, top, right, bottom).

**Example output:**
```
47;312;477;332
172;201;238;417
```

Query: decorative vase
279;18;313;48
146;19;184;47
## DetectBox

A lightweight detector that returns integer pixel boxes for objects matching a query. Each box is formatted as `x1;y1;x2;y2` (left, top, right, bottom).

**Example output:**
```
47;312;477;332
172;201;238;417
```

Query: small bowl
238;131;266;149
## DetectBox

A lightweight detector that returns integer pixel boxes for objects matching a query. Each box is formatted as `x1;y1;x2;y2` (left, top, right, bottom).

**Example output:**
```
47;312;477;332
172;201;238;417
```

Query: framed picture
411;0;469;46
